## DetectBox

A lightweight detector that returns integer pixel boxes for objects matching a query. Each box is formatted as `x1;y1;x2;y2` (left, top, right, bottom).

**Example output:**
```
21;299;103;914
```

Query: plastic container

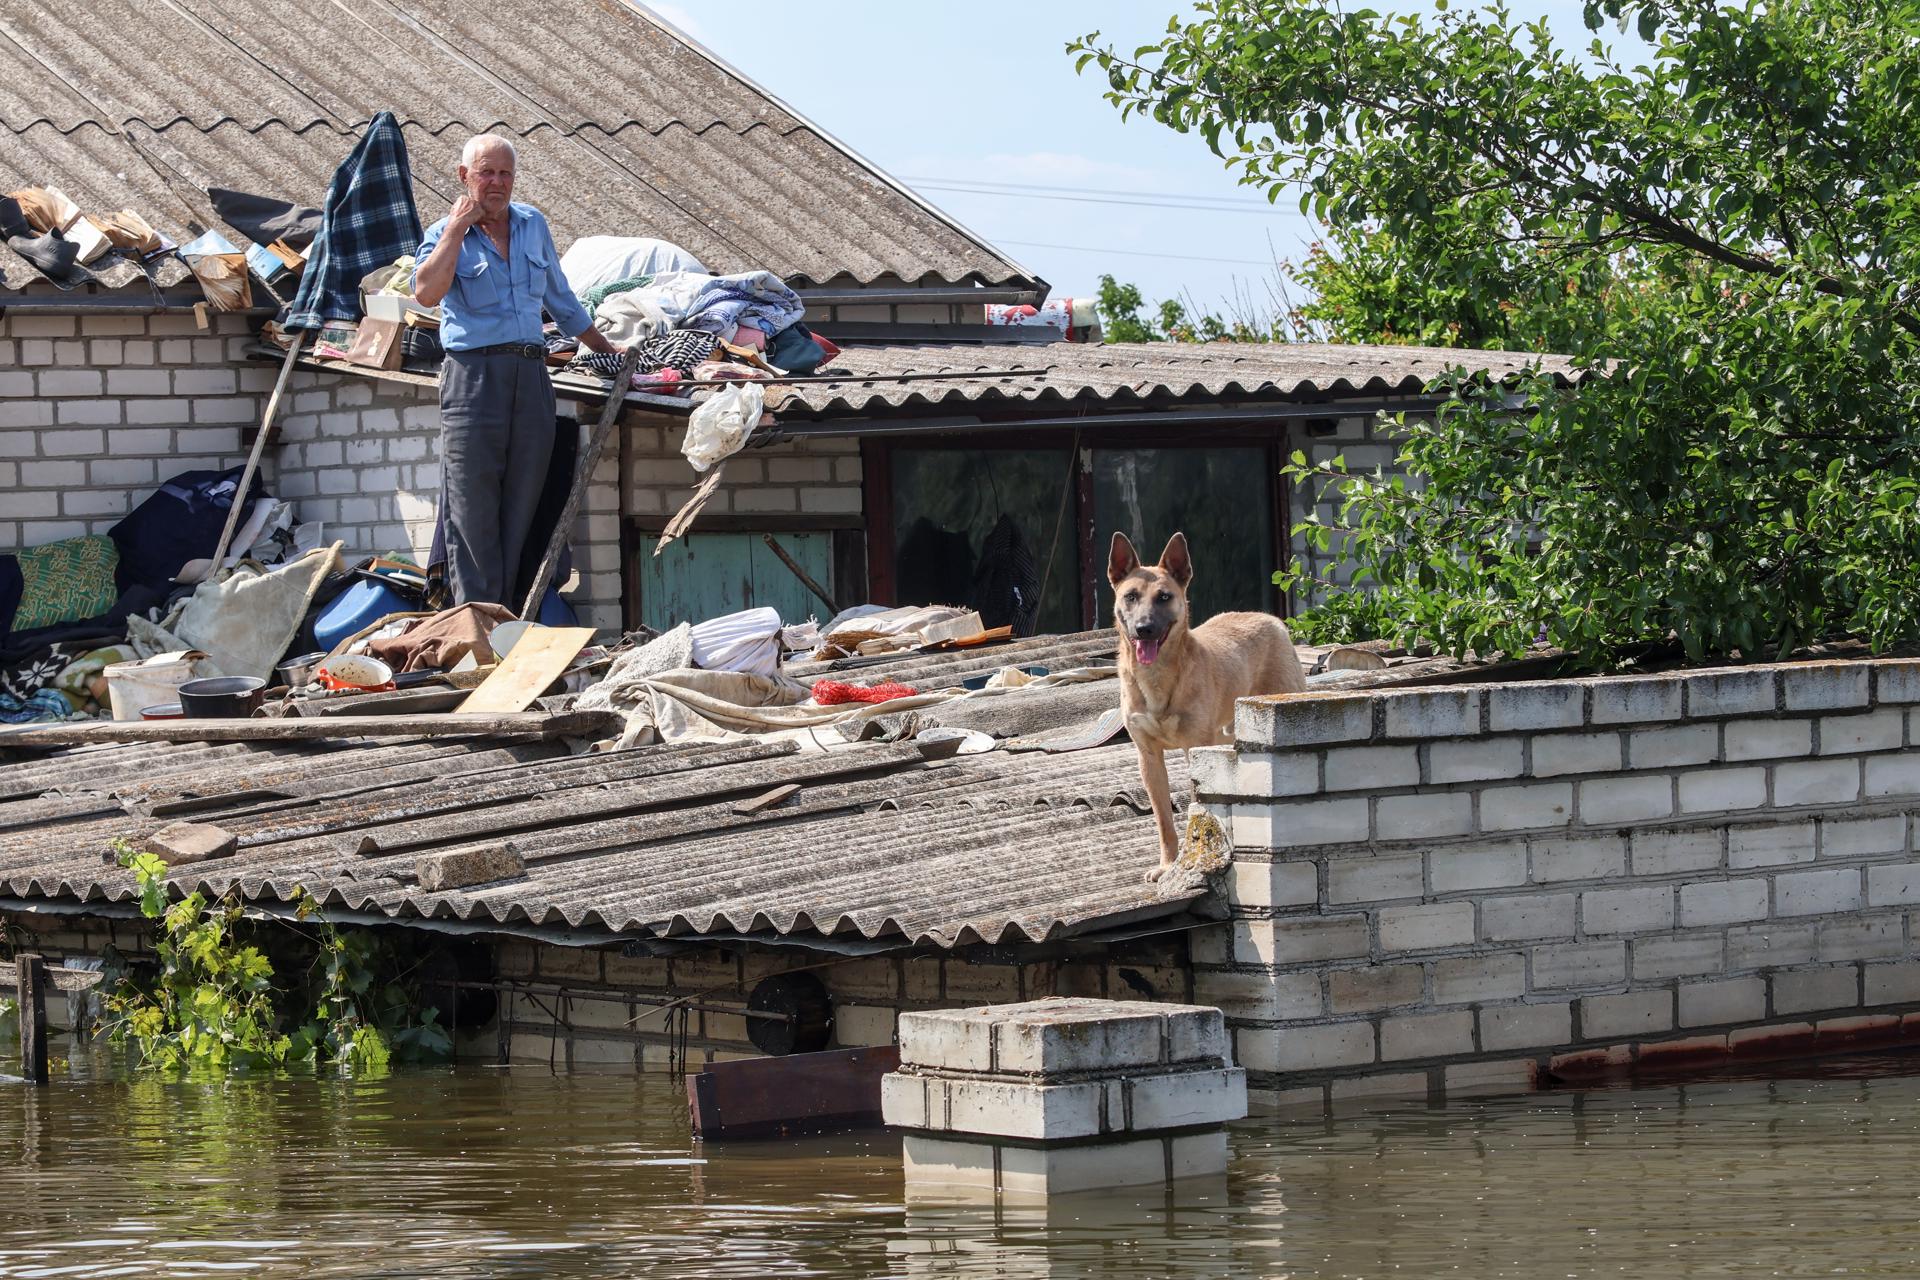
103;653;205;722
177;676;267;719
140;703;184;720
313;578;413;652
535;587;577;628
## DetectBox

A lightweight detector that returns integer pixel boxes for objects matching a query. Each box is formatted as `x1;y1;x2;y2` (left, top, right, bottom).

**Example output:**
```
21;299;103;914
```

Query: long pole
209;330;307;570
521;347;642;619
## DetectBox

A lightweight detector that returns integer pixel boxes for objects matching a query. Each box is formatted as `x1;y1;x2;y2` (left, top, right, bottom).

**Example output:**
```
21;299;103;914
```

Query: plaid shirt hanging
284;111;423;332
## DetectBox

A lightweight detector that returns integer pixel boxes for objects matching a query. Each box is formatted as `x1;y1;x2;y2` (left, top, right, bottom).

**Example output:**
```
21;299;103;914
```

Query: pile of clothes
0;467;325;723
543;236;840;393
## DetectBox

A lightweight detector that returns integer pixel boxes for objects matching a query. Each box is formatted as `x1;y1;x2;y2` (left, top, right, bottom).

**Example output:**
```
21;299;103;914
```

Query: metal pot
176;676;267;719
276;651;327;689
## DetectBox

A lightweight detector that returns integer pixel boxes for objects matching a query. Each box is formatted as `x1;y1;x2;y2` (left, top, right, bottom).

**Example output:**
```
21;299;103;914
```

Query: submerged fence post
15;952;47;1085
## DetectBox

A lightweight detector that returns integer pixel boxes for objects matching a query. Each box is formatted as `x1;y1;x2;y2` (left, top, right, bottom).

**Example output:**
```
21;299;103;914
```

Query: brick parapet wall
1192;657;1920;1109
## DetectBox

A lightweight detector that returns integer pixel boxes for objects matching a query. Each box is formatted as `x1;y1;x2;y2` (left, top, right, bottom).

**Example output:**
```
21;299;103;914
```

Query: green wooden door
640;532;834;631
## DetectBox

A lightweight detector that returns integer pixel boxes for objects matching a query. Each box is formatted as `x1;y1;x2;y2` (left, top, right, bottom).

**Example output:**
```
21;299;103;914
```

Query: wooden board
457;627;596;716
687;1046;900;1140
641;531;834;633
0;710;622;749
0;958;104;994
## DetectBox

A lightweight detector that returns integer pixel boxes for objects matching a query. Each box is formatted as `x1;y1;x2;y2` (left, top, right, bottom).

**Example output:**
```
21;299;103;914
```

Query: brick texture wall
1194;658;1920;1110
625;417;862;522
1287;410;1418;609
1;313;626;630
0;311;269;548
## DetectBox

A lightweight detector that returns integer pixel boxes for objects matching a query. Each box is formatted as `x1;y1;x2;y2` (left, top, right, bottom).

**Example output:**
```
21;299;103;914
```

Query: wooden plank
687;1046;900;1139
760;533;837;614
14;954;47;1084
0;959;106;995
731;783;800;816
0;709;622;749
457;626;596;716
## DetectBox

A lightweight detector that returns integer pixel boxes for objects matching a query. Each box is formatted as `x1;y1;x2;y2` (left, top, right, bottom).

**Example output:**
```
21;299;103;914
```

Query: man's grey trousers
438;348;554;608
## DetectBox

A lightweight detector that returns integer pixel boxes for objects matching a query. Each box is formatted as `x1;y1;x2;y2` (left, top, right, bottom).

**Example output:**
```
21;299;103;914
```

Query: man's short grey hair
460;134;517;169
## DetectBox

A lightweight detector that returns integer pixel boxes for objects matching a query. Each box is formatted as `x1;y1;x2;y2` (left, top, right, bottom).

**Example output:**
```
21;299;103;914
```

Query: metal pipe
794;287;1040;306
761;398;1446;442
0;297;278;316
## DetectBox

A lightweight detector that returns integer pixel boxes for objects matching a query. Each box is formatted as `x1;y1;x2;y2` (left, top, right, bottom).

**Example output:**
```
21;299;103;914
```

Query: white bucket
104;652;208;721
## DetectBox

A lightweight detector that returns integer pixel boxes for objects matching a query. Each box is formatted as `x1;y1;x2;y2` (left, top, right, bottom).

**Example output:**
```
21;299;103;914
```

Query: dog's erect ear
1158;532;1193;588
1107;532;1140;586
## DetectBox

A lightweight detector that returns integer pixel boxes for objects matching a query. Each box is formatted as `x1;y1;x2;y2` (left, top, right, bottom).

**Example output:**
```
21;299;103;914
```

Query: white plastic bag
682;382;763;473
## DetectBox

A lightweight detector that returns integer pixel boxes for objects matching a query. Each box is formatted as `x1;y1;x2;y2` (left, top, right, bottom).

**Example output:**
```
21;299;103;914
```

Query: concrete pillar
881;997;1246;1197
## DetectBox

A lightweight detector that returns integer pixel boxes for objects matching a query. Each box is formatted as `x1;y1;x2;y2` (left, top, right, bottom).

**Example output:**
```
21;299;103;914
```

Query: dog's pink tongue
1133;637;1161;665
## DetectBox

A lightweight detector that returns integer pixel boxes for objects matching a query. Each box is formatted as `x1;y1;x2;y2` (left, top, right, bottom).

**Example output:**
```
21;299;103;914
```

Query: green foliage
1095;274;1164;343
103;840;450;1075
1074;0;1920;663
1095;272;1289;345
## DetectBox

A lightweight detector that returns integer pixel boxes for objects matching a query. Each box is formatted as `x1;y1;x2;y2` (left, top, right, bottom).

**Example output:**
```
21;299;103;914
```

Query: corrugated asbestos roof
0;724;1199;951
0;0;1032;293
775;341;1586;416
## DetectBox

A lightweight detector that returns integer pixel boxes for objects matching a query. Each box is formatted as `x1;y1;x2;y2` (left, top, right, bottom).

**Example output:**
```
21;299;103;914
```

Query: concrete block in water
896;997;1229;1075
902;1130;1229;1197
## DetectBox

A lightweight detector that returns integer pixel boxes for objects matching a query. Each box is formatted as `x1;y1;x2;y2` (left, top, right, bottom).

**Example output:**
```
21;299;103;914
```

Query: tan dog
1109;531;1307;880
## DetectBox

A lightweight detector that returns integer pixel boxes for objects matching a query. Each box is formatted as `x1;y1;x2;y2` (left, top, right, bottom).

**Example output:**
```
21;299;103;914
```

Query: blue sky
652;1;1647;319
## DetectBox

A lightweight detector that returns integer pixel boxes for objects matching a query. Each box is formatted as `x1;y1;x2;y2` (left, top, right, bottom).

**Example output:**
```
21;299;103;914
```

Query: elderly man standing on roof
414;134;622;609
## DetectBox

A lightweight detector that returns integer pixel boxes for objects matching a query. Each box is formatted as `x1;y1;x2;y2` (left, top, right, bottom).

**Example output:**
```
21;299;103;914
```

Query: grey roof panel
0;0;1031;291
776;341;1588;414
0;733;1198;950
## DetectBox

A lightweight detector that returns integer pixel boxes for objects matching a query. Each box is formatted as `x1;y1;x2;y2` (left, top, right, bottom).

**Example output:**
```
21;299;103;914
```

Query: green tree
1072;0;1920;663
1095;273;1165;342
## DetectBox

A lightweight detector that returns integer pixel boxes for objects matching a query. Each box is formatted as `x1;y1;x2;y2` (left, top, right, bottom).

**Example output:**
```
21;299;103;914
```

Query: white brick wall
623;418;861;520
1288;409;1422;607
1197;654;1920;1108
1;311;636;632
0;311;260;548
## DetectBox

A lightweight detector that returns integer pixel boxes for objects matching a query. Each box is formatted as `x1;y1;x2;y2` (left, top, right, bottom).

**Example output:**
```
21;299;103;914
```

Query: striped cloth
572;330;718;378
285;111;423;332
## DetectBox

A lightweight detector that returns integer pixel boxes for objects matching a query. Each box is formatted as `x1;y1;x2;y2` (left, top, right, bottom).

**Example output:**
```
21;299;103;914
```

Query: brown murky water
6;1033;1920;1278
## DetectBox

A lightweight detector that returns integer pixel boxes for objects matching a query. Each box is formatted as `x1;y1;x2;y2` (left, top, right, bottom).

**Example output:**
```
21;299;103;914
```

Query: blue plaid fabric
284;111;423;332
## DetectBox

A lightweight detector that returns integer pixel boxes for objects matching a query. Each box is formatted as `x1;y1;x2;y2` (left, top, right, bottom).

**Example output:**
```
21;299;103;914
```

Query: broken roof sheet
0;0;1033;293
0;729;1198;951
773;341;1587;416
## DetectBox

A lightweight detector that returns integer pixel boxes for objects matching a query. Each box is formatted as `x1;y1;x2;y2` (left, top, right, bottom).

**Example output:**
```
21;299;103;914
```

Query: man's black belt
452;342;546;360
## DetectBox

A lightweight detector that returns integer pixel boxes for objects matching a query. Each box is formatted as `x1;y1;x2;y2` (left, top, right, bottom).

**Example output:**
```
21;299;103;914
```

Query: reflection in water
5;1033;1920;1277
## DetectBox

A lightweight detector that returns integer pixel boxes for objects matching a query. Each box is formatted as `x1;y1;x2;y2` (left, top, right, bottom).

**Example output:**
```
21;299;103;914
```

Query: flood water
6;1034;1920;1278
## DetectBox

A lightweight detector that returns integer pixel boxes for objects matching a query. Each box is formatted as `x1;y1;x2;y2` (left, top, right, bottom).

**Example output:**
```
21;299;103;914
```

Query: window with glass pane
1091;447;1275;625
889;448;1079;634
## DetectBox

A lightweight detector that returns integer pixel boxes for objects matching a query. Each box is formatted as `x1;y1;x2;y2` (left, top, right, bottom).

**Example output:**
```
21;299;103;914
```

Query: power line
901;174;1311;203
907;180;1304;216
991;237;1282;267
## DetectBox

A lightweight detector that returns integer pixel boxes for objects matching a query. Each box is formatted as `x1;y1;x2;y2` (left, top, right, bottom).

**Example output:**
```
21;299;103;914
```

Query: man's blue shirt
418;203;591;350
